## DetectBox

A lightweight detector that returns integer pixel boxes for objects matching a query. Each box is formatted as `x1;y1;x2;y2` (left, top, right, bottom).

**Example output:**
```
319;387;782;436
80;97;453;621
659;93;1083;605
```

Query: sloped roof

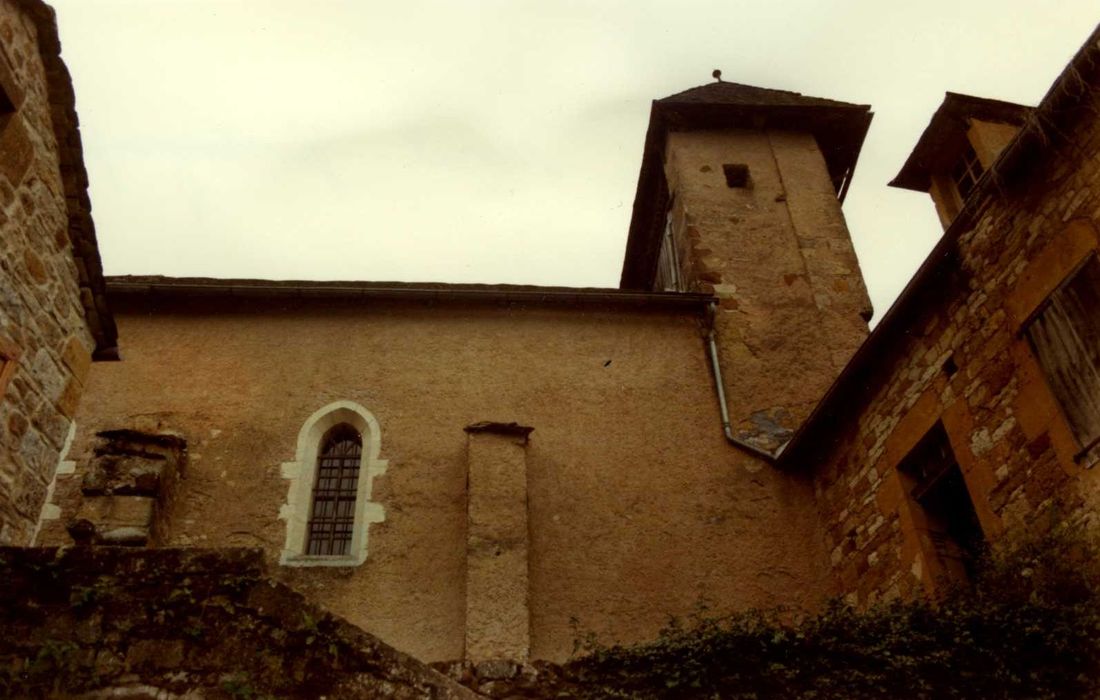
106;275;715;312
619;81;873;290
890;92;1034;192
659;81;863;109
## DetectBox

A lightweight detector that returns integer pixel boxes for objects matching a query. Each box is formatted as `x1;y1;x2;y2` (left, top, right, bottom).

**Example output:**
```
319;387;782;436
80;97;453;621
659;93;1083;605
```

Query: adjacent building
0;0;115;547
782;26;1100;603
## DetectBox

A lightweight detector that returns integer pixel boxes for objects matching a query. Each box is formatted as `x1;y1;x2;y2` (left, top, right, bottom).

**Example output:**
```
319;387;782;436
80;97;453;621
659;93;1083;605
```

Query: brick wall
810;75;1100;605
0;0;95;545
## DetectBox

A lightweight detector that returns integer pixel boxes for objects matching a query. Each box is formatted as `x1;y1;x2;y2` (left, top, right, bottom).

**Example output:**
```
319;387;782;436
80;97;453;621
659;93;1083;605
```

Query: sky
49;0;1100;322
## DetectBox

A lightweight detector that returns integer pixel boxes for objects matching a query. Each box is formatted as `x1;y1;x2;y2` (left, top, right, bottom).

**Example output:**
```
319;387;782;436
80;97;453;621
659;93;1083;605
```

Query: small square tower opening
722;163;750;188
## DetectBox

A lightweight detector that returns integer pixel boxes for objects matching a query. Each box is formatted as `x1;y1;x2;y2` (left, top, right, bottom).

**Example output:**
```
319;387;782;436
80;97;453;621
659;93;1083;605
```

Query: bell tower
621;80;874;454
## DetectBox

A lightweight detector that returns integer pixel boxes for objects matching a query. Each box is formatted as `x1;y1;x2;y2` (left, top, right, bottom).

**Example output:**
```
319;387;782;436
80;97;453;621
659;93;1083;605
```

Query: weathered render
39;286;832;662
0;0;115;547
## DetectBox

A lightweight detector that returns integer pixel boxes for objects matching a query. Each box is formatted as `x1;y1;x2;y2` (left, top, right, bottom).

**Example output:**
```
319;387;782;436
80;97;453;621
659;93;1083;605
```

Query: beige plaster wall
0;0;94;545
43;297;831;662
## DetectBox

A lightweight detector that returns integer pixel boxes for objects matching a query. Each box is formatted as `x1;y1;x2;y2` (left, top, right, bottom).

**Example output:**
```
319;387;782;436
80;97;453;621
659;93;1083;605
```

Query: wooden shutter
1025;255;1100;455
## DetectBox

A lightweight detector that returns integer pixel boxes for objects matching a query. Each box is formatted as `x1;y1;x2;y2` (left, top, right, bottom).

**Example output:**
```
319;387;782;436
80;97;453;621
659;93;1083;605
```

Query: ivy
561;521;1100;699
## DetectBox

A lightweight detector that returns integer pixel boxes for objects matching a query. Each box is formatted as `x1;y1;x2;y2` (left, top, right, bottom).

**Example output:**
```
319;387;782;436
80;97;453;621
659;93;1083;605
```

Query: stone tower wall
663;128;871;450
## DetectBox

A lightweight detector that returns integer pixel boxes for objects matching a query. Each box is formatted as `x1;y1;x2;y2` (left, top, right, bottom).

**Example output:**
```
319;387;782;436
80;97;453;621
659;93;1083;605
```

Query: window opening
898;423;985;583
951;142;984;201
722;163;750;188
306;424;362;556
1024;254;1100;462
655;202;683;292
942;354;958;378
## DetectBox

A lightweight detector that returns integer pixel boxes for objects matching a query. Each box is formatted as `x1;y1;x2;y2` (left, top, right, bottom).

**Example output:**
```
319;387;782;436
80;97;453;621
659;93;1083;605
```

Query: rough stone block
108;495;154;527
59;333;91;383
73;494;155;546
0;113;33;186
12;475;45;518
89;524;149;546
22;248;46;284
82;454;167;496
55;375;81;418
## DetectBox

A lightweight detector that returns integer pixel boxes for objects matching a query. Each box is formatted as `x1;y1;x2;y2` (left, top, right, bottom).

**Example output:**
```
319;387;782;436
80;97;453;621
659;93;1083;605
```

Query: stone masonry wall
0;546;476;698
0;0;95;546
811;82;1100;605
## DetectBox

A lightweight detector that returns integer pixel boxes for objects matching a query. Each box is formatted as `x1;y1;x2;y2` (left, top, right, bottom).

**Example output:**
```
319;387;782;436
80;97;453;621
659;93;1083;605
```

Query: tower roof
658;81;863;109
620;81;873;290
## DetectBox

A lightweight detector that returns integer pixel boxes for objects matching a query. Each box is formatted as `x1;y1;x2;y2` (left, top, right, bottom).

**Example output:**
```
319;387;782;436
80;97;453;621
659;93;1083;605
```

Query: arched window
279;401;388;566
306;424;362;556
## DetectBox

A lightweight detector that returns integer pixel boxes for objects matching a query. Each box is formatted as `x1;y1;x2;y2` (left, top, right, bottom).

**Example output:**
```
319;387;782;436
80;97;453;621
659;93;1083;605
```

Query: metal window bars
306;424;362;556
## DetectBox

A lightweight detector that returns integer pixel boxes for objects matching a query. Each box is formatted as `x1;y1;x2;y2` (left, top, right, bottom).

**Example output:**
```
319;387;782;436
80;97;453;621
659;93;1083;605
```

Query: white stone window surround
279;400;388;567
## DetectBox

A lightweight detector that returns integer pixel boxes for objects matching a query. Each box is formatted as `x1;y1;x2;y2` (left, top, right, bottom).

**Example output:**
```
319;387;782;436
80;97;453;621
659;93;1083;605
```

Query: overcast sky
50;0;1100;321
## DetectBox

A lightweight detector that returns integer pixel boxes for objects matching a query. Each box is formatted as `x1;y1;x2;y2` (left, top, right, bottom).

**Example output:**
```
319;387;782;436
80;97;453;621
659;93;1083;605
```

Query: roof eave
106;276;717;312
890;92;1035;193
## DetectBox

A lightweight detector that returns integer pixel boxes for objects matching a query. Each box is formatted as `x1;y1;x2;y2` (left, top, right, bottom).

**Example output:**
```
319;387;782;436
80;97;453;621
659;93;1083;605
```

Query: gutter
703;303;780;463
106;278;716;312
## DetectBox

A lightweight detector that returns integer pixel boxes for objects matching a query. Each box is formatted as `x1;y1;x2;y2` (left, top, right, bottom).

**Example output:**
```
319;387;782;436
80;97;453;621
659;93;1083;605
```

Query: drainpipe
704;303;780;464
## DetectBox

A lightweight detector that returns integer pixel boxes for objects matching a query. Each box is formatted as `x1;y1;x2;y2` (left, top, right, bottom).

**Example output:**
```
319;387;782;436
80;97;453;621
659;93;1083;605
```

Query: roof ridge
658;80;869;109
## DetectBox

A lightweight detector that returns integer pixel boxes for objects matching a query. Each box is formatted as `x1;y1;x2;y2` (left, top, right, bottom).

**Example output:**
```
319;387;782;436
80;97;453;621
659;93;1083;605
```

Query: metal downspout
704;303;780;464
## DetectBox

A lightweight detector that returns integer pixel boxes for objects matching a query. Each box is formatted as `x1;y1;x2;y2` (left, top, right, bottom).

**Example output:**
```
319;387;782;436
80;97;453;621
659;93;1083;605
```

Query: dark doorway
898;423;985;583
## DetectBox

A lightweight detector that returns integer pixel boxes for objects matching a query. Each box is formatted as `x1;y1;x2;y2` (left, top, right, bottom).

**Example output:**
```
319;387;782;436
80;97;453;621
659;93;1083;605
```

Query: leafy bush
562;519;1100;699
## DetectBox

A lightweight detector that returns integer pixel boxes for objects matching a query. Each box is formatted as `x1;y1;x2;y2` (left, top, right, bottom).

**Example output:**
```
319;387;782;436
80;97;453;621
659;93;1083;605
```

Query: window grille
306;424;362;556
951;143;984;201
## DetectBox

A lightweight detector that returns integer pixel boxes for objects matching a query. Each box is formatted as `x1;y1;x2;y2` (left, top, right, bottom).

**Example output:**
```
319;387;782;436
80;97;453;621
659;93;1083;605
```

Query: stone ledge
464;422;535;438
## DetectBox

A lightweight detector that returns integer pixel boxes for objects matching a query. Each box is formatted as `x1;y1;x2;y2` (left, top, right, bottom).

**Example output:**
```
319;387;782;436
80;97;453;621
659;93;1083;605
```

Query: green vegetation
564;519;1100;699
